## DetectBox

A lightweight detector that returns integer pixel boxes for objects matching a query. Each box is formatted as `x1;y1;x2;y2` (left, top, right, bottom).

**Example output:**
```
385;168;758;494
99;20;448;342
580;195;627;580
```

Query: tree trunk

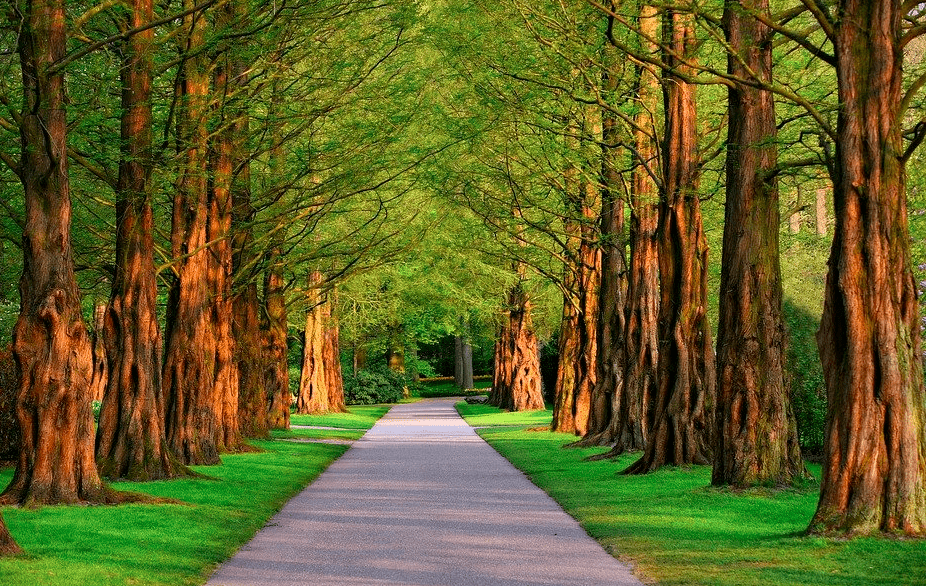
492;284;544;412
323;310;347;413
1;0;111;505
815;188;827;236
461;336;474;390
712;0;805;488
489;325;512;406
262;248;290;430
0;512;20;556
626;10;715;474
89;303;107;403
96;0;190;481
224;2;267;440
454;335;465;389
809;0;926;535
296;272;328;414
163;0;221;466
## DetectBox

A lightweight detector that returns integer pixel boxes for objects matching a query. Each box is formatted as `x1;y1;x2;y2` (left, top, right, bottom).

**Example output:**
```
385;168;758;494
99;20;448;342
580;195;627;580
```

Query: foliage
468;407;926;586
342;366;413;405
0;347;18;461
415;379;491;398
0;439;350;586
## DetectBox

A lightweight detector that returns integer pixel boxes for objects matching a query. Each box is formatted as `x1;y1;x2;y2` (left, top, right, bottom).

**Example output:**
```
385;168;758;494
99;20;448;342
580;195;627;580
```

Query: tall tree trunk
582;6;659;454
1;0;111;505
163;0;221;466
626;10;715;474
323;307;347;413
224;0;267;440
206;32;241;453
262;248;290;430
492;283;544;412
712;0;805;488
461;332;474;390
96;0;190;481
489;324;512;406
0;512;20;556
454;335;465;388
296;272;328;414
89;303;107;403
809;0;926;535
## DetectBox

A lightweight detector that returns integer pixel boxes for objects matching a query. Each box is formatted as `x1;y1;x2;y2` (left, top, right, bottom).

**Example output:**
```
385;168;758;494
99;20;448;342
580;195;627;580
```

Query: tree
626;8;715;474
711;0;805;487
808;0;926;535
490;280;545;411
0;512;19;556
96;0;190;480
163;0;222;466
262;245;290;430
297;271;331;414
1;0;111;505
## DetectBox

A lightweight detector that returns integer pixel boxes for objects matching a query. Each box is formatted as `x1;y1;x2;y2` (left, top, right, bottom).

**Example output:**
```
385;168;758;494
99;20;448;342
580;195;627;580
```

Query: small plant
343;366;413;405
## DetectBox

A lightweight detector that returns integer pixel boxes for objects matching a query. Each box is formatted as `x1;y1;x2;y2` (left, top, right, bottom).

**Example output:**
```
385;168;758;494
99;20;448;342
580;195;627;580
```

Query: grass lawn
0;404;392;586
289;404;391;429
270;427;364;441
457;401;926;586
415;379;491;398
456;400;554;428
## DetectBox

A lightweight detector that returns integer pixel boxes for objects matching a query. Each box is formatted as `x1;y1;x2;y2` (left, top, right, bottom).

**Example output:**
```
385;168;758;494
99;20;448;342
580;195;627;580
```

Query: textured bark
323;313;347;413
712;0;805;488
89;304;107;403
454;335;465;389
296;272;328;414
262;250;290;430
1;0;110;505
96;0;190;481
461;337;474;390
163;1;220;466
809;0;926;535
626;10;715;474
491;284;544;412
0;512;20;556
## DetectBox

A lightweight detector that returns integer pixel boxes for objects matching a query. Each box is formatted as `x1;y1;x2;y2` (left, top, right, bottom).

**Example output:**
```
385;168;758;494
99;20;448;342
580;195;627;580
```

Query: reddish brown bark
96;0;190;481
491;283;544;412
0;512;20;556
297;272;329;414
626;10;715;474
809;0;926;535
262;251;290;430
323;311;347;413
163;1;221;466
89;304;107;403
1;0;111;505
712;0;805;488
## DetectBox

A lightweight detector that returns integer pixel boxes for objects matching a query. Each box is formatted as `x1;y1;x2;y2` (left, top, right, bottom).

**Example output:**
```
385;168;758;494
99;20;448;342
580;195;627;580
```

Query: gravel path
205;399;643;586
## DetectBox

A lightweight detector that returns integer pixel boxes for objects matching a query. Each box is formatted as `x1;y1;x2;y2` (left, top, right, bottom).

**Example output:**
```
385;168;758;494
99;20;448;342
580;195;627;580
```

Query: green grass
289;404;391;429
415;379;491;398
270;427;364;441
458;402;926;586
0;439;349;586
456;400;553;428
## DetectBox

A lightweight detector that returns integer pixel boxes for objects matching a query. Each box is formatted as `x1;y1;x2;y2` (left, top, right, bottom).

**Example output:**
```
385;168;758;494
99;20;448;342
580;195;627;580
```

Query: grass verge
456;400;554;428
457;402;926;586
289;404;391;429
270;427;364;441
415;379;491;399
0;406;392;586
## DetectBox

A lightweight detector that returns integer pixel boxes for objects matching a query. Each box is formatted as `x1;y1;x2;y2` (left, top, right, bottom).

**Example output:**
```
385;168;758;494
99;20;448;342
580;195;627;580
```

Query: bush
343;366;412;405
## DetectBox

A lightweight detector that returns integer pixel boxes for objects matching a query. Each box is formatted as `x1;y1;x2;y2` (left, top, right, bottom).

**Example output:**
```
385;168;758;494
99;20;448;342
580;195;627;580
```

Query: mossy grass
457;401;926;586
289;404;391;429
0;439;350;585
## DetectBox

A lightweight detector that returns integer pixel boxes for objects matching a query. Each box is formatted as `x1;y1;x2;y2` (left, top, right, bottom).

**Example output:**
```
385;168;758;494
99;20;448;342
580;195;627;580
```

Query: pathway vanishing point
206;399;644;586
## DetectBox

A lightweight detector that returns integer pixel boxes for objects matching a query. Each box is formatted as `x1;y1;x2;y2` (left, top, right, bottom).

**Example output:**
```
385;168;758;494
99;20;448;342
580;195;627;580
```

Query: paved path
206;399;643;586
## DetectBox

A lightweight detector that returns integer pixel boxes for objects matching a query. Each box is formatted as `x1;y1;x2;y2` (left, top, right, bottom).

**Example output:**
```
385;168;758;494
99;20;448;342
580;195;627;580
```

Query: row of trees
0;0;434;551
436;0;926;537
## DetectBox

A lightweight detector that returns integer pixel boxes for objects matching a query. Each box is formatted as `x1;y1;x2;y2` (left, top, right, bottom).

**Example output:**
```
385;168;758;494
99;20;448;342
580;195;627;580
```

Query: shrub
343;366;412;405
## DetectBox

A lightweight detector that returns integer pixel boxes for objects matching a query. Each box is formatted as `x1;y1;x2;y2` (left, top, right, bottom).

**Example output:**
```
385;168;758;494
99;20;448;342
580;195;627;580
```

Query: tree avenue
3;0;926;561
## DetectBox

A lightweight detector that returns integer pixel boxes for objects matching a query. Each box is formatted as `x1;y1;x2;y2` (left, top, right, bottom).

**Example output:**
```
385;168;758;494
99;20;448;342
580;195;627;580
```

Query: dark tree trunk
626;10;715;474
454;335;464;389
0;512;20;556
461;336;474;390
163;1;221;466
262;249;290;430
1;0;111;505
296;272;328;414
809;0;926;535
96;0;190;481
492;284;544;412
712;0;805;488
